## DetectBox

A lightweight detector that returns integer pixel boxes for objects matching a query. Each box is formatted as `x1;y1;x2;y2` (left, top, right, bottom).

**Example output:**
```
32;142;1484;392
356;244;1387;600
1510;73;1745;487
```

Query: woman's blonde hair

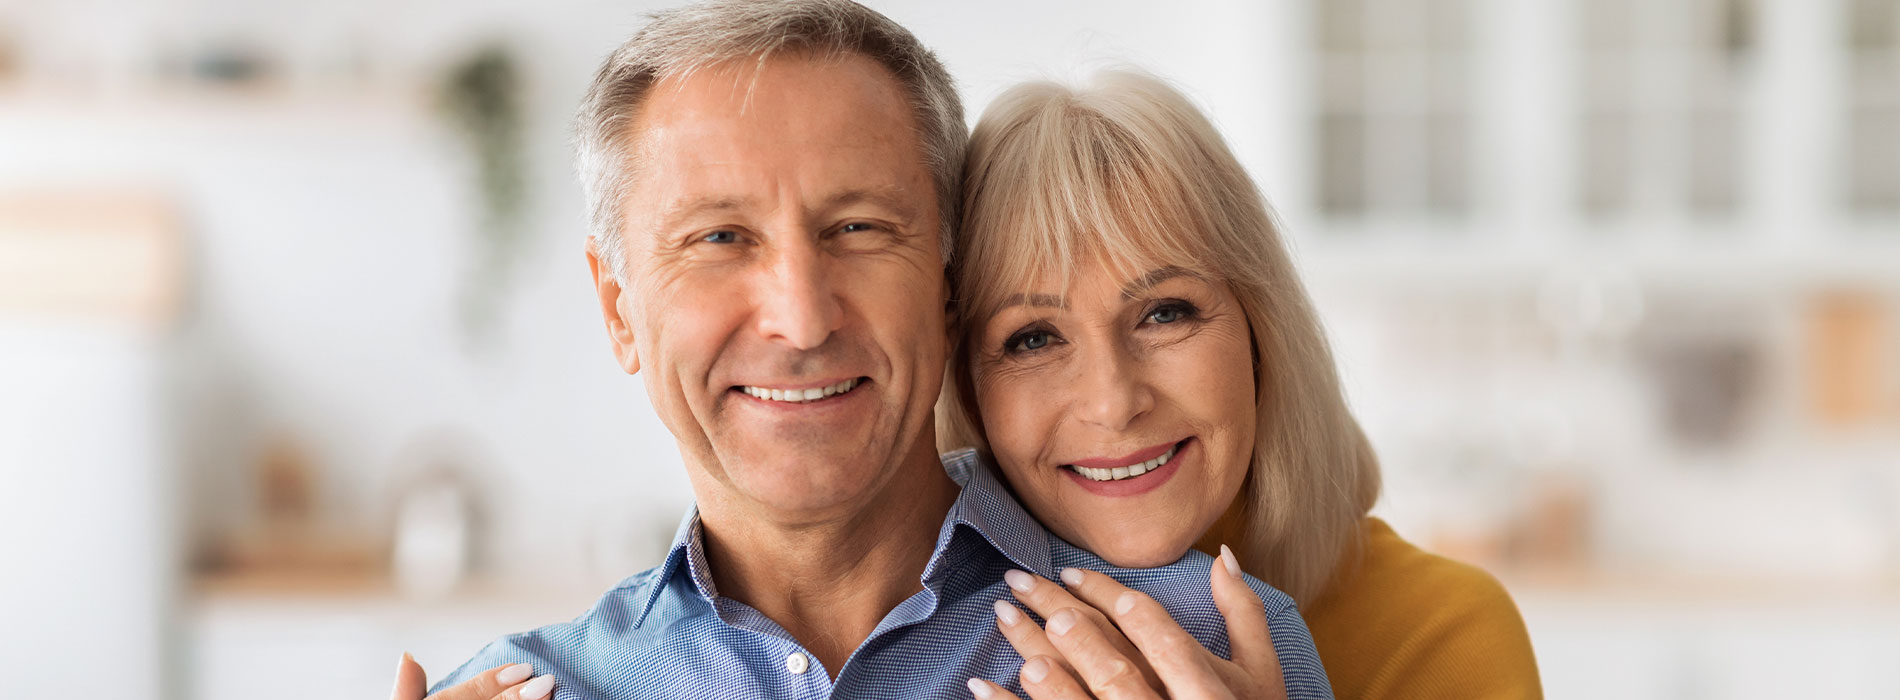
937;70;1381;603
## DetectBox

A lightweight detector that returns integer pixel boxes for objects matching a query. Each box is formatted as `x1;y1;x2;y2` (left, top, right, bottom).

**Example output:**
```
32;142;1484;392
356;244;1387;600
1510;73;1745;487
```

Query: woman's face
971;261;1256;567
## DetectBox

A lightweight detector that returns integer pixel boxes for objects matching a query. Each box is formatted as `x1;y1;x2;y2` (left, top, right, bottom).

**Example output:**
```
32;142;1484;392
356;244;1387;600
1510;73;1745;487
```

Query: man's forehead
618;54;936;231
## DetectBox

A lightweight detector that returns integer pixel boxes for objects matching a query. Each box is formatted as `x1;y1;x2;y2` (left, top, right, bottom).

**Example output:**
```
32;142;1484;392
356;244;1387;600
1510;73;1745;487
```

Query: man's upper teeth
743;378;858;403
1069;444;1178;482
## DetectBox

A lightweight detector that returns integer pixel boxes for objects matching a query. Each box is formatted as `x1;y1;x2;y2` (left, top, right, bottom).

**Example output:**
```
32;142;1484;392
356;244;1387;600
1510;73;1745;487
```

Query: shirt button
786;651;810;675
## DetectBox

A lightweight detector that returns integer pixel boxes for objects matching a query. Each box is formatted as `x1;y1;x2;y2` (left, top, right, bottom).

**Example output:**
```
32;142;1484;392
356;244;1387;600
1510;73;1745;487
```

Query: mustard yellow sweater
1296;518;1542;699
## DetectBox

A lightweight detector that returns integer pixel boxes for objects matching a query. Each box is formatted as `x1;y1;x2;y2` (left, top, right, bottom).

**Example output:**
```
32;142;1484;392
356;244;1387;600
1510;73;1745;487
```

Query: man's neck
694;440;959;677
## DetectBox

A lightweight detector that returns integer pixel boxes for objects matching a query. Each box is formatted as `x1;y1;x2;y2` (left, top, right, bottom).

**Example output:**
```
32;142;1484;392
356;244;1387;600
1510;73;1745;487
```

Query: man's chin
721;452;900;515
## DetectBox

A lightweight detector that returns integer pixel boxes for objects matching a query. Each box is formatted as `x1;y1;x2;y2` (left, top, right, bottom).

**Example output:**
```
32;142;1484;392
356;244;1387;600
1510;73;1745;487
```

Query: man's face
594;54;947;519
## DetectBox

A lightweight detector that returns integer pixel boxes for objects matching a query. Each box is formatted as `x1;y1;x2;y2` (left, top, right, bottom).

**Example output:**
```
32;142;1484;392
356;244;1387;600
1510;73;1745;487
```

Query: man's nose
753;241;843;351
1074;345;1155;433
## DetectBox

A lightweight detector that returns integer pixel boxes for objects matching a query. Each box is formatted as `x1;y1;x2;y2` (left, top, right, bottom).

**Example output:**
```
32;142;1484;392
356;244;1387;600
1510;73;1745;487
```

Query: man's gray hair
576;0;967;280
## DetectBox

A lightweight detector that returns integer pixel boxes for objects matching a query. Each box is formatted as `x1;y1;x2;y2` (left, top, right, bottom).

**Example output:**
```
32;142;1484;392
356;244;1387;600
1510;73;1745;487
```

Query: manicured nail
1114;590;1140;616
993;599;1022;625
1004;569;1036;593
1219;544;1243;579
392;652;413;694
497;663;533;685
1059;568;1084;587
967;677;996;699
1022;657;1050;683
520;675;555;700
1046;609;1077;636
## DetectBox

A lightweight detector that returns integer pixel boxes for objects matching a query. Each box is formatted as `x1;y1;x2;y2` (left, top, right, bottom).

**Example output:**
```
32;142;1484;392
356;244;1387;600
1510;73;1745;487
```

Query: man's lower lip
1060;439;1191;497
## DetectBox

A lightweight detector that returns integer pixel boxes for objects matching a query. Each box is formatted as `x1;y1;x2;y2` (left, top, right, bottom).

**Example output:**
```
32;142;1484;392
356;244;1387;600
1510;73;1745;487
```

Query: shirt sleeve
1266;602;1336;700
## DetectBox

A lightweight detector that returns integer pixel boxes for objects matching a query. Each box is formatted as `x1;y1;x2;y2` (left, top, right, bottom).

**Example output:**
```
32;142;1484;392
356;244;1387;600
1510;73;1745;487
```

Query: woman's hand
969;545;1285;700
389;653;556;700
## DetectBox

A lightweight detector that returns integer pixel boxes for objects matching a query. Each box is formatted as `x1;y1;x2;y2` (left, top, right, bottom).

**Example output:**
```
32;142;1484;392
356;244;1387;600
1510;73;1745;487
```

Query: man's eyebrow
1120;266;1198;299
821;187;920;220
655;195;751;231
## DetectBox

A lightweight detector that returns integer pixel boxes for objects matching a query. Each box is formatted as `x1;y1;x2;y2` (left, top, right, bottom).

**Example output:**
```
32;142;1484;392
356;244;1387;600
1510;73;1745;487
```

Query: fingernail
497;663;533;685
1022;657;1050;684
993;599;1022;626
1114;590;1140;616
1004;569;1036;593
1219;544;1243;579
1059;568;1084;587
520;675;555;700
967;677;995;699
1046;609;1076;636
391;652;412;693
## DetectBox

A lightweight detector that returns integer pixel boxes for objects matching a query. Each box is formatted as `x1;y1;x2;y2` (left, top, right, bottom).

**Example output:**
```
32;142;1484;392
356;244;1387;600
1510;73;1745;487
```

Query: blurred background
1;0;1896;697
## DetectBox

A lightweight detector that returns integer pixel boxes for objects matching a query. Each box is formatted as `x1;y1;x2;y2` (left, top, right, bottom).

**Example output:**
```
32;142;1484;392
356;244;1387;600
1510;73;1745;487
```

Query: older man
392;2;1329;699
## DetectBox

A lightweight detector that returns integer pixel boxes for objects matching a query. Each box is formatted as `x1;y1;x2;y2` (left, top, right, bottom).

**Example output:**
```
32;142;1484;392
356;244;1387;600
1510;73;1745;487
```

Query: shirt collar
630;448;1056;626
631;506;716;627
925;447;1055;582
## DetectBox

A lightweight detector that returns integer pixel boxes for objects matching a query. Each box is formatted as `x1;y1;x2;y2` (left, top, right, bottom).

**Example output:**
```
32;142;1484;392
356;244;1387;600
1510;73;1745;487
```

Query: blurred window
1578;0;1756;219
1847;0;1900;214
1314;0;1474;219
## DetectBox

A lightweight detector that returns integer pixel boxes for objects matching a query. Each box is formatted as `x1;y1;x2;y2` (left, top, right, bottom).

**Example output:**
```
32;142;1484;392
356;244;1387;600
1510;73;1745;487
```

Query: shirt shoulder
427;567;721;699
1304;518;1542;700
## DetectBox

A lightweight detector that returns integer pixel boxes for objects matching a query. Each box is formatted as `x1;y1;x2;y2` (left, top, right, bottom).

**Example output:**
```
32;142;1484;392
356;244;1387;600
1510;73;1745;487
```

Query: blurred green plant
438;44;526;349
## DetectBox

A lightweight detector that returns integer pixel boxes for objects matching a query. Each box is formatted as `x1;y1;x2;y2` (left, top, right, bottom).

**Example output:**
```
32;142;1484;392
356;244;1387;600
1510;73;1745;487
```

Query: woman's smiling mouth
1059;438;1193;495
1066;441;1181;481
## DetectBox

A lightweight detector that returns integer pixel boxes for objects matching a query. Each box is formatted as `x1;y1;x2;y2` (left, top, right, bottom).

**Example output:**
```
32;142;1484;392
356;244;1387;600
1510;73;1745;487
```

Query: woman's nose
1074;347;1155;433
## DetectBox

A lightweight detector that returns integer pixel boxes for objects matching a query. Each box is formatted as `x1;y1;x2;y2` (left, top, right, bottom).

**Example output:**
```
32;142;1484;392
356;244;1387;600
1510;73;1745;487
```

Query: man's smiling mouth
736;377;864;404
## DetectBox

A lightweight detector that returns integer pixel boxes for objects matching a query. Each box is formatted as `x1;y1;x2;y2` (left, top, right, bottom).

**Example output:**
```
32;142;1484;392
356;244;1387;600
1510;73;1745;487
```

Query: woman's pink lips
1063;440;1181;469
1059;438;1192;498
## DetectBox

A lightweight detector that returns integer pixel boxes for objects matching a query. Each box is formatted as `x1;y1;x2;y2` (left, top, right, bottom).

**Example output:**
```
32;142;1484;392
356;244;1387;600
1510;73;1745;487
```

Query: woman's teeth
1067;444;1179;482
741;378;860;403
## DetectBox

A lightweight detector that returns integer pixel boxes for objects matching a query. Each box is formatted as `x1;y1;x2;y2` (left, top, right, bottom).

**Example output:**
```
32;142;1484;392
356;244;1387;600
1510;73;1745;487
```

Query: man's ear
586;236;641;375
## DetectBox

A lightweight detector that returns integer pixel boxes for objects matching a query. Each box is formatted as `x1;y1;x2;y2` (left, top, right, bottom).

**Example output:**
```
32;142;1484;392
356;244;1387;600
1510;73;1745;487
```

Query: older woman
943;71;1541;699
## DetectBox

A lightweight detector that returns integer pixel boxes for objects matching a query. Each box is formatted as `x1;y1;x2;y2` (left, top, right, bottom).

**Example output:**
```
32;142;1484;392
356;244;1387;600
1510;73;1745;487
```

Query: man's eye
702;230;738;244
840;222;879;234
1005;330;1053;353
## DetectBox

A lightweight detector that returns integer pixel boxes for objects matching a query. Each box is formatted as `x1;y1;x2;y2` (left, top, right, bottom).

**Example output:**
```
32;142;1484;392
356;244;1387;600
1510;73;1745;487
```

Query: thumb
1210;544;1281;691
392;652;428;700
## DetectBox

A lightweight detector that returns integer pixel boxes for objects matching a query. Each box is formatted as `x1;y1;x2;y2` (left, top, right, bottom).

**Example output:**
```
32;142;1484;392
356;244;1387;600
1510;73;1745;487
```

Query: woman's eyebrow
1120;266;1197;299
996;293;1066;310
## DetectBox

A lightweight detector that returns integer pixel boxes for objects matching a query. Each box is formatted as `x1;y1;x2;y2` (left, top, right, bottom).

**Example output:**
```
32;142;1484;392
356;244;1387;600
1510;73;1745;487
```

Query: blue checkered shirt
433;448;1332;699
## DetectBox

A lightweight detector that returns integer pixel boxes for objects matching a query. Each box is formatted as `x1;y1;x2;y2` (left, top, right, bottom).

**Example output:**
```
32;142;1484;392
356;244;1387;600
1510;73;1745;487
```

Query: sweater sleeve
1302;518;1543;700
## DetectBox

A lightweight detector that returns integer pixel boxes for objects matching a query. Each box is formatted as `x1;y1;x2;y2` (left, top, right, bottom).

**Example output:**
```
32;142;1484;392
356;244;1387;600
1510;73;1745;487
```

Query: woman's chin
1073;530;1197;569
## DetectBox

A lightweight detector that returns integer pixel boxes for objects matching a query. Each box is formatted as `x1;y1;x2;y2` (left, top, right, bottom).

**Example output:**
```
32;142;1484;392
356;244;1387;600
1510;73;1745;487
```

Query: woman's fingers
966;677;1025;700
1210;544;1282;693
491;673;556;700
392;653;428;700
994;598;1069;676
1017;654;1106;700
1043;608;1166;700
1094;587;1238;698
406;659;554;700
1005;569;1160;691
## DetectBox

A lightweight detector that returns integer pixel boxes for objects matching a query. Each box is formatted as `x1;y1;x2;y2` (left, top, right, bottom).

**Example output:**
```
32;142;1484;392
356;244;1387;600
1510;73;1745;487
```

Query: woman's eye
702;230;738;244
1147;304;1188;324
1005;330;1054;353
